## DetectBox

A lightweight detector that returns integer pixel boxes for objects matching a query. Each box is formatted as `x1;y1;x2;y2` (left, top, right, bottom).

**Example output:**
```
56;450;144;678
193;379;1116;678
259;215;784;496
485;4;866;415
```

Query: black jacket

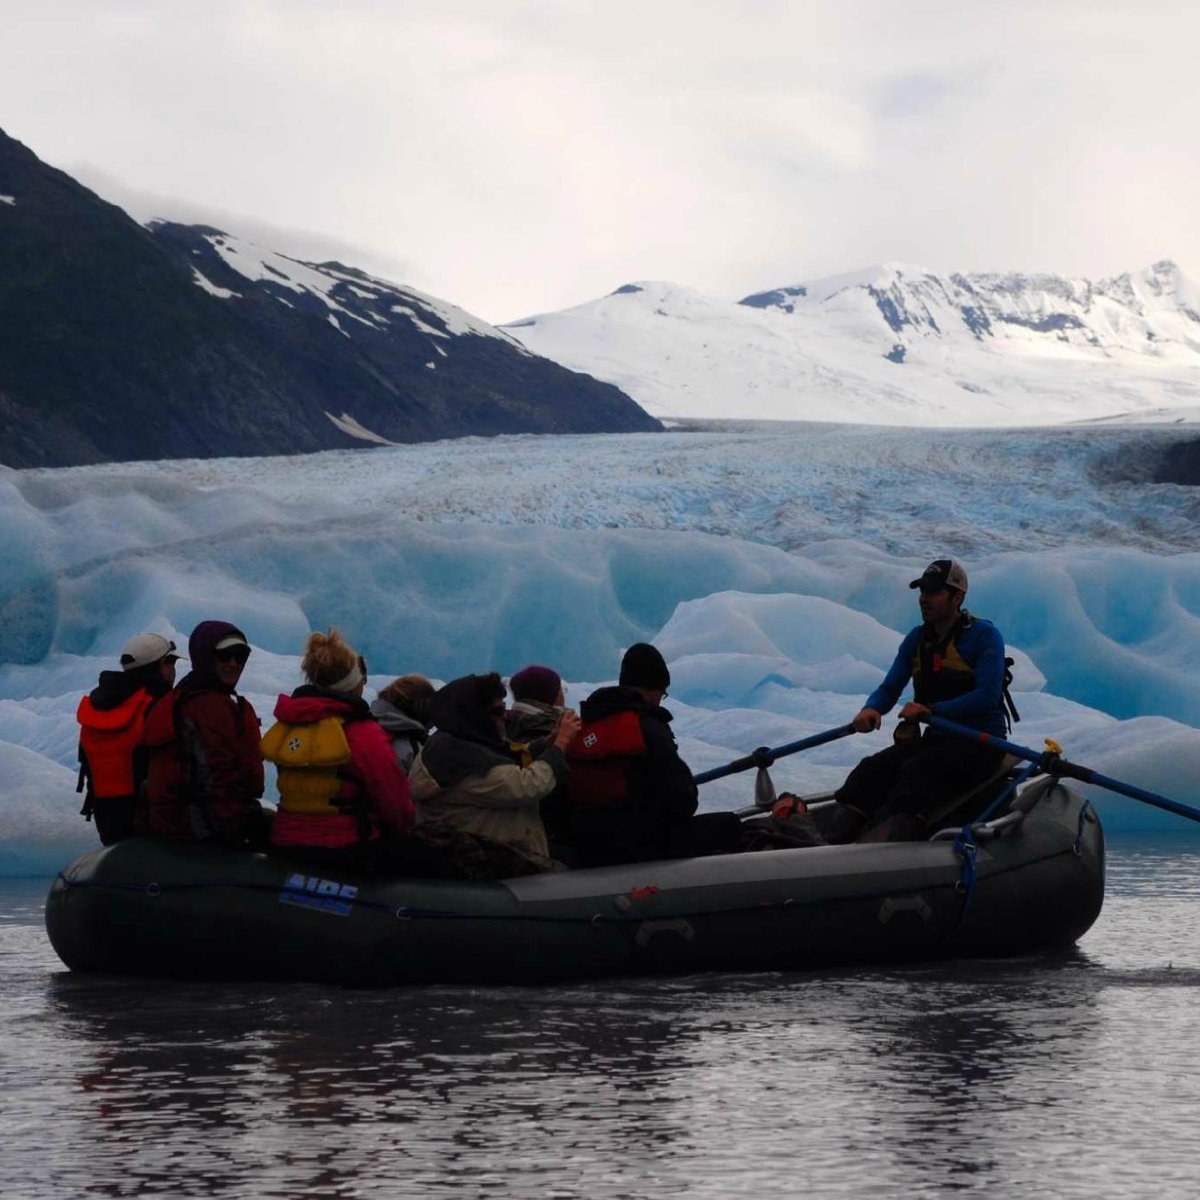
568;686;698;866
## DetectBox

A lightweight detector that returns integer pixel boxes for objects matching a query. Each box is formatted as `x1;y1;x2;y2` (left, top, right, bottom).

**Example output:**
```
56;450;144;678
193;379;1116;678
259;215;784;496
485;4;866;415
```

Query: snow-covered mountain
505;262;1200;427
0;127;657;469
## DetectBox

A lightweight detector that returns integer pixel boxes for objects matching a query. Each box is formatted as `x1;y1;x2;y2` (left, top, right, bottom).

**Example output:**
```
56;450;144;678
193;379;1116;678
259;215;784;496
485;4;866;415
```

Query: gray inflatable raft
45;778;1103;985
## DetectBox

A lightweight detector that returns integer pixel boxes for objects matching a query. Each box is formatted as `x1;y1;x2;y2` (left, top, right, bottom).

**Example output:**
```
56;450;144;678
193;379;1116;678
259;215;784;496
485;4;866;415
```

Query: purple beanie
509;664;562;705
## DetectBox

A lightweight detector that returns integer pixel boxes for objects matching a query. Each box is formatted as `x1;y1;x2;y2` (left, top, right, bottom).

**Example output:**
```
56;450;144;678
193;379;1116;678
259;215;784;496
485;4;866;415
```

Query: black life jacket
911;612;1020;730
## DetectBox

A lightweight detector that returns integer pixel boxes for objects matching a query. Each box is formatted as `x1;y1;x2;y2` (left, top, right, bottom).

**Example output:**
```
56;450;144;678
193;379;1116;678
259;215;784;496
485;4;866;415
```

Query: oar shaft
927;714;1200;825
692;723;856;786
925;716;1036;763
1054;762;1200;823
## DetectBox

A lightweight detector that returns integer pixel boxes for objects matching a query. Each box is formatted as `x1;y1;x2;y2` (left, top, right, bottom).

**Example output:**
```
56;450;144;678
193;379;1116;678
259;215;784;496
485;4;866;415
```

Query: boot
825;803;867;845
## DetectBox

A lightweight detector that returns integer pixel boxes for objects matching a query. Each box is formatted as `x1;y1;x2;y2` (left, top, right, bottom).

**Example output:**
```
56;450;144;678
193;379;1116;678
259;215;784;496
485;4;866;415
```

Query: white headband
326;662;364;693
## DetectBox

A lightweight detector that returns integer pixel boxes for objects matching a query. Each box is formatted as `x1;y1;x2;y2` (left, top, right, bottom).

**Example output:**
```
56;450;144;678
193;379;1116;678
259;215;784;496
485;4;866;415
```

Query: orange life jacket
76;689;157;799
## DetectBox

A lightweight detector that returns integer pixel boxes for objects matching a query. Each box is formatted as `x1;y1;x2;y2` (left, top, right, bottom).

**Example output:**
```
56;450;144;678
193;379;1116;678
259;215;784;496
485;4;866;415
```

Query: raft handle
930;809;1025;843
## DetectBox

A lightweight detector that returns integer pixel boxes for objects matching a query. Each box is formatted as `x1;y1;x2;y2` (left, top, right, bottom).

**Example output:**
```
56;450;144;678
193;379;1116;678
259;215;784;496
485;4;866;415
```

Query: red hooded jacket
141;687;264;843
139;620;265;845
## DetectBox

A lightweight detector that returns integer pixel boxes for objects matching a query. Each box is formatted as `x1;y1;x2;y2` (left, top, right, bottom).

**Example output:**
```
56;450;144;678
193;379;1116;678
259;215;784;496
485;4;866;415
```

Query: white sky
2;1;1198;323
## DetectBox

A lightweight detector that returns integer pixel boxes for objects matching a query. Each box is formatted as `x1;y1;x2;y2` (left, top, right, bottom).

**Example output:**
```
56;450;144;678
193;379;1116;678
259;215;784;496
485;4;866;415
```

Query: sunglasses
214;645;251;665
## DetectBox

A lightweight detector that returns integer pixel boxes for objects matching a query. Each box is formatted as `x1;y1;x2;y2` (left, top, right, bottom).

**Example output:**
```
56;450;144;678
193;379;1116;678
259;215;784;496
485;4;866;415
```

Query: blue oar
692;723;857;786
926;714;1200;825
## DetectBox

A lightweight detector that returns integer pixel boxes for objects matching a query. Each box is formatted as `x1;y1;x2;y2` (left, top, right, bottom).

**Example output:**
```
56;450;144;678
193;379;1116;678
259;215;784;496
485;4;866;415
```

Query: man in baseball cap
909;558;969;595
119;633;183;671
76;633;183;845
827;557;1010;844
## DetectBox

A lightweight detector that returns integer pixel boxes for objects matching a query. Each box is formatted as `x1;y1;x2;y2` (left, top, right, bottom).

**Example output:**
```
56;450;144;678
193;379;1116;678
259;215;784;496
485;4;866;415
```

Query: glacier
505;262;1200;426
2;422;1199;874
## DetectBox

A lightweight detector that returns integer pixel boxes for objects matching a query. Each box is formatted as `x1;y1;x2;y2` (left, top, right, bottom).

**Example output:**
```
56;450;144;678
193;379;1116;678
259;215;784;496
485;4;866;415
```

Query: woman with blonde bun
262;628;415;871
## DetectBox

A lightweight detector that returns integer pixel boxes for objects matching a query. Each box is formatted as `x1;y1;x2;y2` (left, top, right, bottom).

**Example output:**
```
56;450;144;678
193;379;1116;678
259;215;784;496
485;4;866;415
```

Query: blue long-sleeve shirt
865;617;1008;737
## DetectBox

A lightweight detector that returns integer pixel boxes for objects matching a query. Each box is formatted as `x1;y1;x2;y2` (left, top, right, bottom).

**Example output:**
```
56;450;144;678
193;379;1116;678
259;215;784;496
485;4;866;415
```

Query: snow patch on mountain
506;263;1200;427
325;412;396;445
190;267;240;300
190;228;529;353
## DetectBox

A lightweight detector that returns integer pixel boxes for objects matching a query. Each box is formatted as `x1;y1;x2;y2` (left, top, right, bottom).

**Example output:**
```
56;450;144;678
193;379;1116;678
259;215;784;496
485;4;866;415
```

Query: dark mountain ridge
0;128;658;468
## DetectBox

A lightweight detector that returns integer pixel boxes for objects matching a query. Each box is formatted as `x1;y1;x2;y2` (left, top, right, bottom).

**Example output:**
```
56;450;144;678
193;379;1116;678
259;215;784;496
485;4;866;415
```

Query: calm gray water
3;835;1199;1199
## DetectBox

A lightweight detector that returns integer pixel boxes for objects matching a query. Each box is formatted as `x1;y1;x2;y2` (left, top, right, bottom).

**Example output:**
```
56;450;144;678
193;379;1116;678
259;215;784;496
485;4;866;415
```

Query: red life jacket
76;690;157;800
565;711;647;808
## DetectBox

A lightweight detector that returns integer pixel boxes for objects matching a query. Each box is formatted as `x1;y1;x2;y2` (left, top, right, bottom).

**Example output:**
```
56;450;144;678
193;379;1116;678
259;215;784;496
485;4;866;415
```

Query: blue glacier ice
2;423;1199;874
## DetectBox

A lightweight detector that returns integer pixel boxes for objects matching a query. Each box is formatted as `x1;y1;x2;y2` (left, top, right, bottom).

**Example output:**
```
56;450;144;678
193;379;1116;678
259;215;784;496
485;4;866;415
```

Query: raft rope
974;760;1043;826
951;828;978;911
948;759;1044;917
54;869;1005;928
1073;799;1093;856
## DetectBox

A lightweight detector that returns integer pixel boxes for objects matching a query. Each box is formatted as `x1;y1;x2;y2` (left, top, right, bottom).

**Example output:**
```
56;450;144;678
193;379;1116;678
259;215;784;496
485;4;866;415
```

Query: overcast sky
2;1;1198;323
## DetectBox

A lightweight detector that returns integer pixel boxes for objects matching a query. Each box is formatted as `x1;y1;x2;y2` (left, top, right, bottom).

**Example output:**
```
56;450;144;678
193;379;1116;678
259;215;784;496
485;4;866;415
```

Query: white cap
120;633;182;671
909;558;969;595
214;634;249;651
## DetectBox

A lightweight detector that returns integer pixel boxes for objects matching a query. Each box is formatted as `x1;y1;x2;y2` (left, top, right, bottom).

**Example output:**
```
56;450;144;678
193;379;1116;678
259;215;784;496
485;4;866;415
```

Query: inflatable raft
45;778;1103;985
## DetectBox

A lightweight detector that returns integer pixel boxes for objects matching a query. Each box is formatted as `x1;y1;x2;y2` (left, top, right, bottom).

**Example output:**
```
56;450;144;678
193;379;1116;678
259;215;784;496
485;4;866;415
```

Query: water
3;835;1199;1199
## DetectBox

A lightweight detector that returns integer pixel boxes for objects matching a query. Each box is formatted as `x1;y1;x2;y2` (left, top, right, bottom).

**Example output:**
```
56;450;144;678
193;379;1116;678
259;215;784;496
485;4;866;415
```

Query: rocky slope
0;128;658;468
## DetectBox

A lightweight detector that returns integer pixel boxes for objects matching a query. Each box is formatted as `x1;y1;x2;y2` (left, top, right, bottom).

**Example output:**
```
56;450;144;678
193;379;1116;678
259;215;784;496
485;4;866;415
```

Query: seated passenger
565;643;742;866
140;621;269;848
505;664;571;852
371;673;435;775
505;664;566;749
263;630;416;873
75;633;181;845
409;672;580;879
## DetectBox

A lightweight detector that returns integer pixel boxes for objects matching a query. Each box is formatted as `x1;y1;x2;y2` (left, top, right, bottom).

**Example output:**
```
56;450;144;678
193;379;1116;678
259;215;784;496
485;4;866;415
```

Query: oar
692;723;856;786
926;714;1200;825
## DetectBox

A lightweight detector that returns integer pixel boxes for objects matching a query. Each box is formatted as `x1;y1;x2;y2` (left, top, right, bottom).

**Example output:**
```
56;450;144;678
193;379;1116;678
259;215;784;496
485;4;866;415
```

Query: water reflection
2;836;1198;1198
44;973;715;1197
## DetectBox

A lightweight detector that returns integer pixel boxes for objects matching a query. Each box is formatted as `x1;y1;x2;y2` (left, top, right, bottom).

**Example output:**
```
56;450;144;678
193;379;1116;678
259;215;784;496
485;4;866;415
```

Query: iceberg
3;425;1199;874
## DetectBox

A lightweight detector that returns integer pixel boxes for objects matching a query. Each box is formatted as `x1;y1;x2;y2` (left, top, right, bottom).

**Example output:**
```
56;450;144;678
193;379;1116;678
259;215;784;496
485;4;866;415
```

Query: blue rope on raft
1074;799;1093;856
951;828;979;910
975;759;1042;825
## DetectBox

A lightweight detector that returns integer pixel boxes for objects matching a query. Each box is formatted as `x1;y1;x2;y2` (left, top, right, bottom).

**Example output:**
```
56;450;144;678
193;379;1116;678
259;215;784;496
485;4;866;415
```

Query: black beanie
619;643;670;690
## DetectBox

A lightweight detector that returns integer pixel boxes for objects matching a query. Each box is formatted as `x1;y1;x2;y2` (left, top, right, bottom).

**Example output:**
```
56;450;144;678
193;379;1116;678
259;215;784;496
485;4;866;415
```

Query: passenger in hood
141;621;269;848
409;672;581;878
371;674;435;775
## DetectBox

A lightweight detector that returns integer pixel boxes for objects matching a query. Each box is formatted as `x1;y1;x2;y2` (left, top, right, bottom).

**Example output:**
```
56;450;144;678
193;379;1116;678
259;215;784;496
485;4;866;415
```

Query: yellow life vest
261;716;358;815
